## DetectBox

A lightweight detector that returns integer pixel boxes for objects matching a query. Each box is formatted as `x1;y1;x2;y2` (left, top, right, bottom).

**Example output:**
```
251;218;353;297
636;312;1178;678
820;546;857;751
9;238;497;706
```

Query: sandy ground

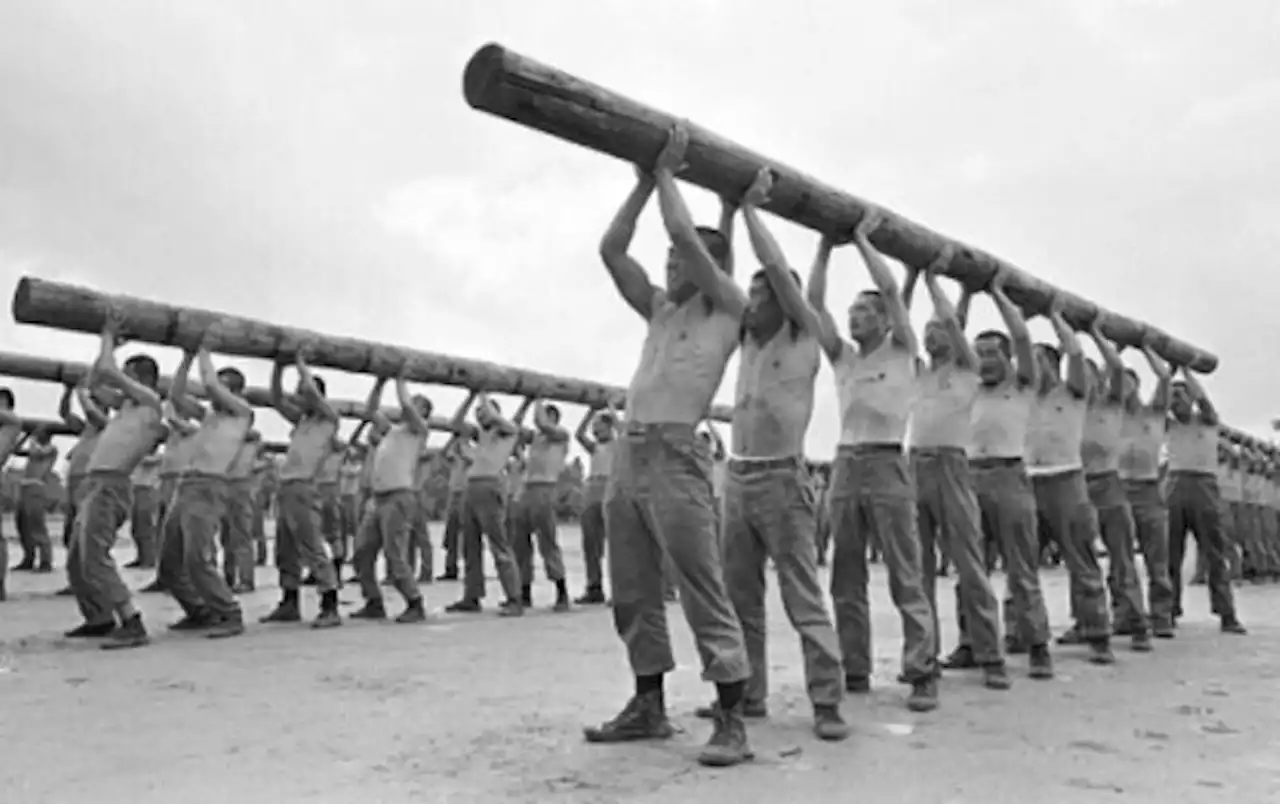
1;517;1279;804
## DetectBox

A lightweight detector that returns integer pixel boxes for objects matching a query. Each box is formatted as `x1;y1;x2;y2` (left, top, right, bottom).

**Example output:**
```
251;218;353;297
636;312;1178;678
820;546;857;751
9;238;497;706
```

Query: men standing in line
514;398;572;611
807;212;936;711
350;364;432;623
1025;298;1114;664
444;393;525;616
15;424;57;573
259;347;343;629
945;270;1054;677
583;126;751;767
574;405;617;605
66;309;168;649
437;435;472;581
126;447;161;569
1118;339;1175;638
1079;323;1151;652
158;333;253;638
1165;371;1246;634
899;249;1009;691
693;168;847;740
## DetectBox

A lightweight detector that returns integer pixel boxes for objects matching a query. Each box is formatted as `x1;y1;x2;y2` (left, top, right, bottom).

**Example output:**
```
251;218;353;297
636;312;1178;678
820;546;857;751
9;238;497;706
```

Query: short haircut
1036;343;1061;364
749;267;803;289
974;330;1012;358
0;387;13;408
123;355;160;388
311;375;327;396
216;367;246;391
544;403;561;422
856;289;886;315
695;226;730;267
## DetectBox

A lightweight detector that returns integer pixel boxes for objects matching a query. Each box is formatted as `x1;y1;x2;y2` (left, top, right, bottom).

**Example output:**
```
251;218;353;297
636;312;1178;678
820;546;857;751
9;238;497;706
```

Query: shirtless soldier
140;389;199;594
158;333;253;638
350;364;432;623
260;347;343;628
692;168;847;740
899;251;1008;690
444;393;525;616
583;125;752;768
515;398;572;612
1166;370;1246;633
953;270;1055;678
1025;297;1114;664
1079;322;1151;652
56;380;111;596
808;212;937;711
574;405;617;605
67;309;168;649
15;424;58;573
1118;339;1175;637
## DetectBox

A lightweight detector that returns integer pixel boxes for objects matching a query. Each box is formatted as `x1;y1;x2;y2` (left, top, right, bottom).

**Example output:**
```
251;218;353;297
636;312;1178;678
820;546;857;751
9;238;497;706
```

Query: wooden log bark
462;43;1217;374
18;417;77;437
0;350;457;432
9;279;735;421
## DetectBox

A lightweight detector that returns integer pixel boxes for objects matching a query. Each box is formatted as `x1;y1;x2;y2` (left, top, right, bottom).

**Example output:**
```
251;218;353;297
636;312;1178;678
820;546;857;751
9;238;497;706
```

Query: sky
2;0;1279;467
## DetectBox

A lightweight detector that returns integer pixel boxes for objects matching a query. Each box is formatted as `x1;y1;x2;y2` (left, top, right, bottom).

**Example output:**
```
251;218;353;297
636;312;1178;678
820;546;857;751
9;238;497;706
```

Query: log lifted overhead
462;43;1218;374
8;279;735;423
18;417;77;438
0;350;456;432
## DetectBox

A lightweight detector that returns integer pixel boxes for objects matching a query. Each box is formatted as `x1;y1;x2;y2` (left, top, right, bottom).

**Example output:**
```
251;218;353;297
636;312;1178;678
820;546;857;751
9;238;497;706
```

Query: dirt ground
1;519;1278;804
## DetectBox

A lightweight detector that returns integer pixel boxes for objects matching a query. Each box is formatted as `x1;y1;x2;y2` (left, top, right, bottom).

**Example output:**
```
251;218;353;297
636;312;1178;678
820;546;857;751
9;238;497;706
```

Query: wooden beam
18;417;77;438
462;43;1218;374
0;350;457;432
8;279;735;422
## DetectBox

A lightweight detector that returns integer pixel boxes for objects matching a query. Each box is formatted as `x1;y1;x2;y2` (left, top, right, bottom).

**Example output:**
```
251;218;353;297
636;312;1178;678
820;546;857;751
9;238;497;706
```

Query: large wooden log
18;417;77;437
462;43;1218;374
0;350;458;432
9;279;735;421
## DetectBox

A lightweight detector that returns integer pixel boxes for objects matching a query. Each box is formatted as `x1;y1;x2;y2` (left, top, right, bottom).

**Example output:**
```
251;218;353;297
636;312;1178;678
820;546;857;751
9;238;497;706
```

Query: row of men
569;130;1251;768
809;444;1280;583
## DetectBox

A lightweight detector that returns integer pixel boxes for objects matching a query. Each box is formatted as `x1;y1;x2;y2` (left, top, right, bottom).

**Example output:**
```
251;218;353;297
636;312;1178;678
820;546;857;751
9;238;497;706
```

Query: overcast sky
2;0;1278;465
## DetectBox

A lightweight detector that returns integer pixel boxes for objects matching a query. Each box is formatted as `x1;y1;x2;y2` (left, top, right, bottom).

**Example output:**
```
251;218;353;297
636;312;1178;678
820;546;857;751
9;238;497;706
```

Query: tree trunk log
18;417;77;437
462;43;1217;374
0;350;455;431
8;278;734;421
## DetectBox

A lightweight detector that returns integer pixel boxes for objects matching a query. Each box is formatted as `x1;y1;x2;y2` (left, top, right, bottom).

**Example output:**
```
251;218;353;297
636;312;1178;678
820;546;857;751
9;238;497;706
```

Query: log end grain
463;43;508;111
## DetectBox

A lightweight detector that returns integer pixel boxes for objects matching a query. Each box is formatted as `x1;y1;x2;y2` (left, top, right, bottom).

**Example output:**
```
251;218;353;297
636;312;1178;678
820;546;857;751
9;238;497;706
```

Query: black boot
101;614;149;651
260;590;302;623
395;597;427;624
583;691;675;743
312;590;342;629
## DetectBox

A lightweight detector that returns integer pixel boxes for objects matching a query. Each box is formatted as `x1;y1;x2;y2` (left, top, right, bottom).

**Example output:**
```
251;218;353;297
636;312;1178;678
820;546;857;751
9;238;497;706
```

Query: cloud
1;0;1279;462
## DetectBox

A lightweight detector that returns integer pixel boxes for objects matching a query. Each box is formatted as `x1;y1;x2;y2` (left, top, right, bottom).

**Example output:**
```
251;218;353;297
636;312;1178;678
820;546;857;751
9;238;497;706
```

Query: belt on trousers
970;456;1023;469
622;421;697;437
909;446;966;457
728;455;802;473
837;442;903;456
